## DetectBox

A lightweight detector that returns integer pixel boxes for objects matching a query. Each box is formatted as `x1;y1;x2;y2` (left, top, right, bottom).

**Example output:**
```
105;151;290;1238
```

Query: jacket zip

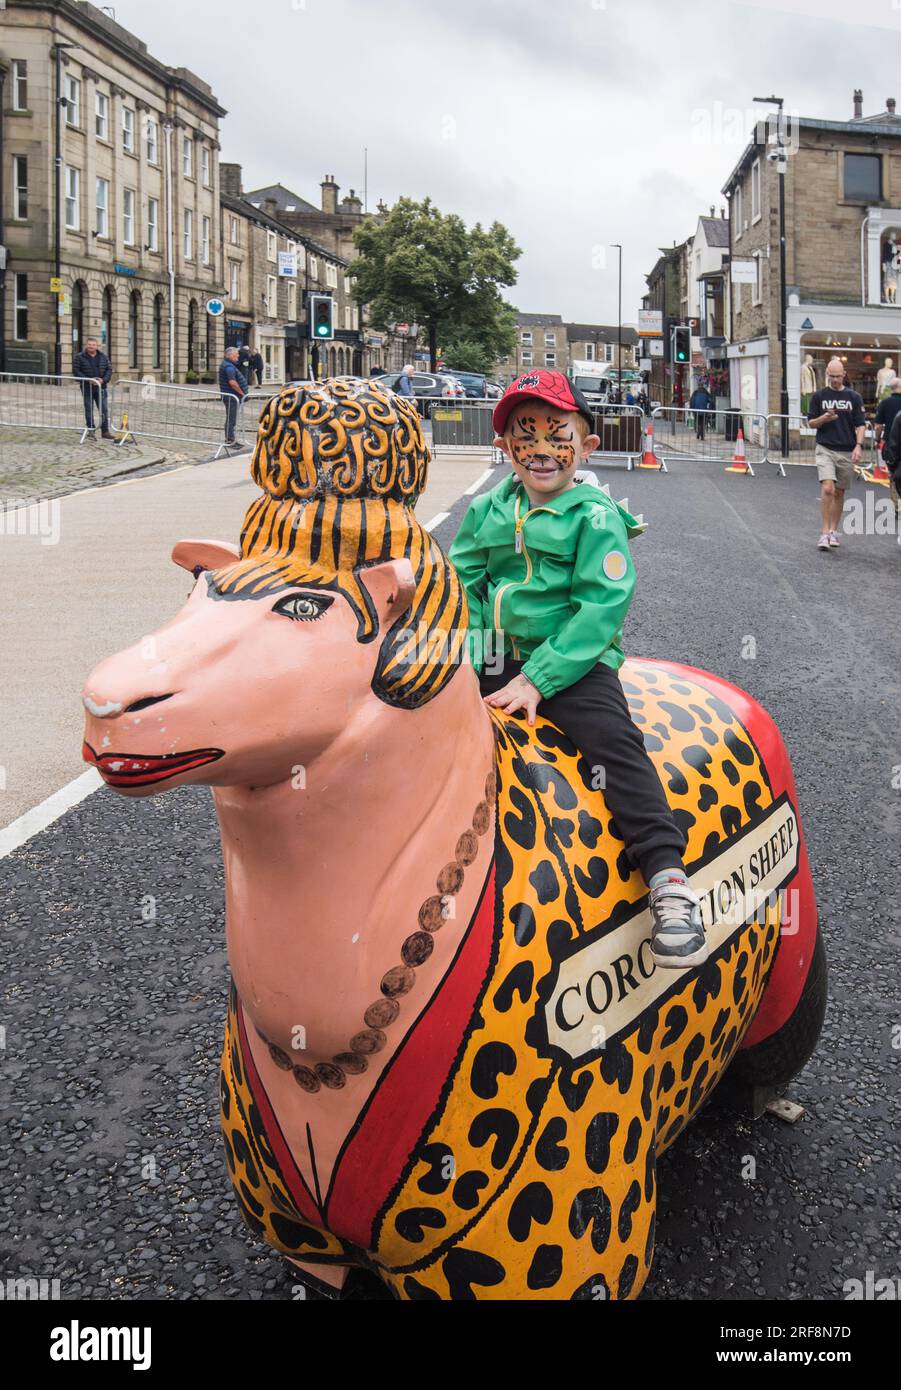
493;492;557;657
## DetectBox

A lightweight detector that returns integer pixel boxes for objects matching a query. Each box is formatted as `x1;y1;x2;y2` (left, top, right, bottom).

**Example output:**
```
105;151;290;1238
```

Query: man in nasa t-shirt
807;358;866;551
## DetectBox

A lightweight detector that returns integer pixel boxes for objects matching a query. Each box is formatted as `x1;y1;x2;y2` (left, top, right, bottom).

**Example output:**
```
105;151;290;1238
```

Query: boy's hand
483;674;542;726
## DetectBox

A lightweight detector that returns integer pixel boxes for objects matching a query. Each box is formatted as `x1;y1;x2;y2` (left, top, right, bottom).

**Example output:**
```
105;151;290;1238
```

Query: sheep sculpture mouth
82;742;224;788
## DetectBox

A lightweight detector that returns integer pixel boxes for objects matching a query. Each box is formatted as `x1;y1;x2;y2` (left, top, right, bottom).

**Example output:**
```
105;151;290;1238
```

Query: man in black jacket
73;338;114;438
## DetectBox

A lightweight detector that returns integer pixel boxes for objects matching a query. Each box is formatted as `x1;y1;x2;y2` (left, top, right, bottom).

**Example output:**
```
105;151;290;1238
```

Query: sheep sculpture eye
273;593;333;622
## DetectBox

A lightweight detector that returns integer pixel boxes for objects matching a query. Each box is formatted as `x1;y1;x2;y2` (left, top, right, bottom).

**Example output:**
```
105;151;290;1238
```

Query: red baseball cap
492;369;595;435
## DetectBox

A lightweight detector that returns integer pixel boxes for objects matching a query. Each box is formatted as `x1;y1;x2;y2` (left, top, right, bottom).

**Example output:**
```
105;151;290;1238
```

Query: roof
220;192;348;266
698;216;730;248
722;112;901;193
245;183;320;217
566;323;639;344
516;312;564;326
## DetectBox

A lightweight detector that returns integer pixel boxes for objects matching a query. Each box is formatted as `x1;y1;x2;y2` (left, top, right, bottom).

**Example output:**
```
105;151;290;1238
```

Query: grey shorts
815;445;855;490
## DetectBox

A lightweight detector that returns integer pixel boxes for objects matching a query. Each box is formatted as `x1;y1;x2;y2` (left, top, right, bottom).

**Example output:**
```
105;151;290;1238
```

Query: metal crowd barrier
0;371;107;442
651;406;768;475
764;414;880;479
111;379;260;459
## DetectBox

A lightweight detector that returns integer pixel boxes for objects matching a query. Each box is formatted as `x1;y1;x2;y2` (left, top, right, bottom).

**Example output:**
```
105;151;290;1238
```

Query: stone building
723;91;901;416
1;0;226;381
220;164;362;382
642;243;688;403
497;313;637;386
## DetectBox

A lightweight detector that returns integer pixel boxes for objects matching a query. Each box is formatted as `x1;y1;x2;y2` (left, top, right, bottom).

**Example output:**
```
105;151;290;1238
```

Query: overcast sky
112;0;901;327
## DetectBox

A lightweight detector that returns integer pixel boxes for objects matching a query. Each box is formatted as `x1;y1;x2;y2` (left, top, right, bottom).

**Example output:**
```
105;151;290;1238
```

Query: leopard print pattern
218;662;783;1298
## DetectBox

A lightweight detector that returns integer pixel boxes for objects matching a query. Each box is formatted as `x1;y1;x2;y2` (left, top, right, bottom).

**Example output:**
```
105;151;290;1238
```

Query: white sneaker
818;533;832;551
828;531;841;547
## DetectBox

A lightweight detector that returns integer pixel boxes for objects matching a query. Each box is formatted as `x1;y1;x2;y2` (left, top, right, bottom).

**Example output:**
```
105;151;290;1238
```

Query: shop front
788;300;901;418
225;318;252;353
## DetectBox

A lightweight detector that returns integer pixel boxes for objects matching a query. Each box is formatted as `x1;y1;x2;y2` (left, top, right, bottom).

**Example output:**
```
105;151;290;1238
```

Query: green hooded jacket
448;474;646;698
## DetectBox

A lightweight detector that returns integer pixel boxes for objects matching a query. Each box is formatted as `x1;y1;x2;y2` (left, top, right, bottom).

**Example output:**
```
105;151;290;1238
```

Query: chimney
321;174;339;216
263;197;278;220
853;88;863;118
220;162;242;196
888;98;897;116
341;188;363;217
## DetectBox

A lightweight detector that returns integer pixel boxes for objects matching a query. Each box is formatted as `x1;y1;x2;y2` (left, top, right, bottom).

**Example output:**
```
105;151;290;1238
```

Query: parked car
440;368;488;398
486;381;503;399
379;371;465;415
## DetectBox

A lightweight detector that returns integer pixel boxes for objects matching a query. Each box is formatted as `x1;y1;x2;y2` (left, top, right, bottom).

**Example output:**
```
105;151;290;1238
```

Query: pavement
0;455;898;1301
0;429;235;504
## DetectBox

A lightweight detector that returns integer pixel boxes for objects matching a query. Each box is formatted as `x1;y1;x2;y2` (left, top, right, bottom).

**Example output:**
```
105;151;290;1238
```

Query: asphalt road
1;458;898;1301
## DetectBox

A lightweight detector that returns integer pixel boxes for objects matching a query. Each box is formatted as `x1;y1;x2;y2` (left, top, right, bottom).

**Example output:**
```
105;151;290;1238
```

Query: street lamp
611;244;623;395
754;94;790;454
53;41;79;379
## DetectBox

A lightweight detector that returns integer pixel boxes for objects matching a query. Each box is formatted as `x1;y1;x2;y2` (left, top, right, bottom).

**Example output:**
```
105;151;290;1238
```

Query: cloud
110;0;901;325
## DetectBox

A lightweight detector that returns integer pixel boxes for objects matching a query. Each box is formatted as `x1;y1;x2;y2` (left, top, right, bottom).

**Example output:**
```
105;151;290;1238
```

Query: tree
350;198;520;371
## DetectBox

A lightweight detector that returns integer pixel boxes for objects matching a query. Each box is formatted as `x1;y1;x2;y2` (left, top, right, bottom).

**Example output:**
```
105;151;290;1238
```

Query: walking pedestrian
73;337;115;439
689;381;713;440
250;350;265;388
396;363;416;398
874;376;901;470
807;357;866;551
219;347;247;446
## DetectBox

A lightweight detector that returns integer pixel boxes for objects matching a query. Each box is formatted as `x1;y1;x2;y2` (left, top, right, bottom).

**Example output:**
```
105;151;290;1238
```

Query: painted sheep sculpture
81;378;825;1301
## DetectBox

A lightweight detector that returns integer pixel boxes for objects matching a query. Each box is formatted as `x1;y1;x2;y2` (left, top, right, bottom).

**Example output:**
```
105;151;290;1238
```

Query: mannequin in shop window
800;355;817;416
876;357;896;403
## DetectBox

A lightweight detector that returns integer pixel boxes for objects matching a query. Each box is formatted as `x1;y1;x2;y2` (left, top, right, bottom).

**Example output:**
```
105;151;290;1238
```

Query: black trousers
222;393;240;441
80;381;109;432
480;658;686;882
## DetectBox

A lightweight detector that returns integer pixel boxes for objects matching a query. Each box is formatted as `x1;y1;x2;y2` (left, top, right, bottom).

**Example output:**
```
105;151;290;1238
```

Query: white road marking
424;512;450;531
465;468;496;495
0;769;103;859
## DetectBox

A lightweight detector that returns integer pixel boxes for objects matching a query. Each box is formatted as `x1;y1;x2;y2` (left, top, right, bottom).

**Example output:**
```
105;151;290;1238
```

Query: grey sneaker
817;533;832;551
649;879;708;969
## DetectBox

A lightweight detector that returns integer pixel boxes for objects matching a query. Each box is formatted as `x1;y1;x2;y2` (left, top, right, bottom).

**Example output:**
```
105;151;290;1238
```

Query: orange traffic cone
725;428;749;474
871;449;891;485
638;420;661;470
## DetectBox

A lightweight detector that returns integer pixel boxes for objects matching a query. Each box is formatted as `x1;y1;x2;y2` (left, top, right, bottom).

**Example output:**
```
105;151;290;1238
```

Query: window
267;230;277;262
309;256;318;280
229;216;239;246
752;252;762;306
95;177;109;237
14;272;27;340
182;137;193;178
95;90;109;140
734;184;743;238
201;215;211;265
544;331;556;346
152;294;163;368
521;351;533;366
183;208;193;259
266;275;277;317
604;343;614;363
13;156;27;219
123;188;135;245
64;74;81;128
344;275;352;295
146;117;158;164
201;146;211;187
288;280;297;320
122;106;135;153
844;153;881;200
521;330;533;345
751;159;761;222
12;60;27;112
229;262;239;300
65;166;80;230
545;353;556;367
585;343;595;362
147;197;159;252
326;262;338;288
345;305;353;331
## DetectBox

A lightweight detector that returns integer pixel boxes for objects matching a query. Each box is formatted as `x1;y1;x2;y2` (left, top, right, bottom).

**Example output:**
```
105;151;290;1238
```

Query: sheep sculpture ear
358;557;417;627
171;540;242;578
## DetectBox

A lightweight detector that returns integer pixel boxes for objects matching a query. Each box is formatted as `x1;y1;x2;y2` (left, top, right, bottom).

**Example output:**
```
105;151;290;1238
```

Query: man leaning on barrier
219;347;247;446
73;337;114;439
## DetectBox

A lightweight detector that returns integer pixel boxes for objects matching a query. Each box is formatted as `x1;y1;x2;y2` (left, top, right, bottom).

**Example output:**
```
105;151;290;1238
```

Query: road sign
638;309;663;336
649;339;664;358
206;298;225;317
639;357;652;372
731;259;757;285
50;277;63;293
277;251;297;278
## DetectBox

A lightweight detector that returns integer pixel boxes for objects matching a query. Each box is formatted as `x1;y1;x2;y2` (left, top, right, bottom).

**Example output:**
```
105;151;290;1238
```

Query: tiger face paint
495;403;600;503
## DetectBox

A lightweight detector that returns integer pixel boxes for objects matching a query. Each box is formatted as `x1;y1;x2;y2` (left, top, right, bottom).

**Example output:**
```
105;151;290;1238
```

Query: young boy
449;370;706;968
